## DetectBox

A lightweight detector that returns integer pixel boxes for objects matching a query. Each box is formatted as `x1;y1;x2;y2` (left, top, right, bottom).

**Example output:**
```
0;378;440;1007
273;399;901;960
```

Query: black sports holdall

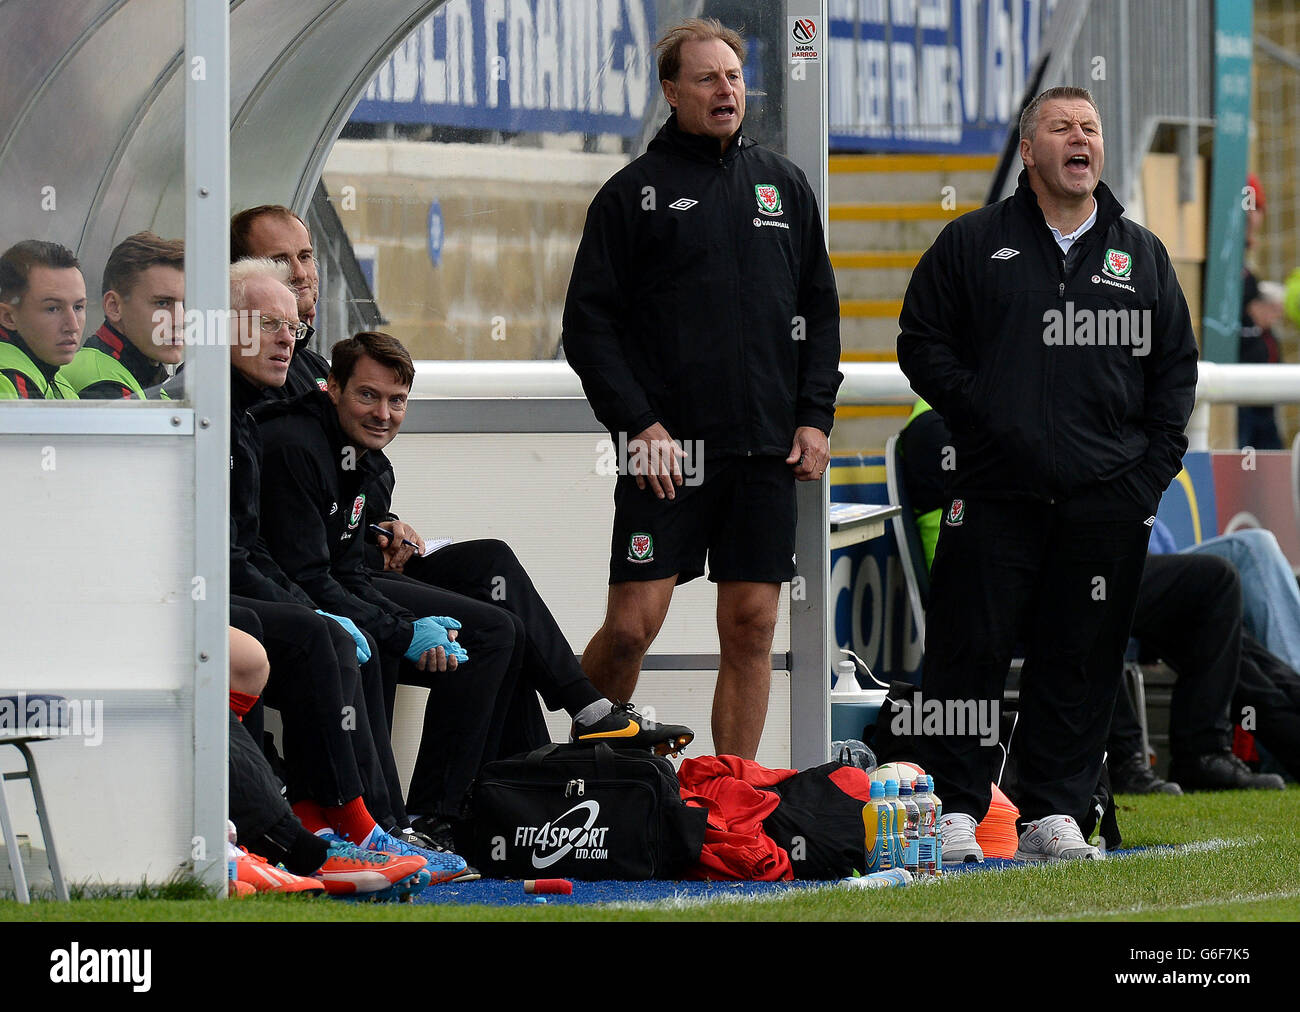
468;742;708;880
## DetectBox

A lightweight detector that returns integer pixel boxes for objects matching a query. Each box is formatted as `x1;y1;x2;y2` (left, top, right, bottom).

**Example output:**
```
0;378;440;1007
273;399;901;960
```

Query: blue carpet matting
411;847;1151;906
411;879;813;906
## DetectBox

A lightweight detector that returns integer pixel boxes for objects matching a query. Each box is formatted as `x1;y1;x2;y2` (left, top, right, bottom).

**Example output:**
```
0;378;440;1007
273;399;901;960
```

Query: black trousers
1108;682;1144;760
1238;633;1300;781
226;604;297;851
374;571;550;821
396;539;601;714
1109;553;1239;759
917;490;1151;826
230;594;398;825
227;709;299;852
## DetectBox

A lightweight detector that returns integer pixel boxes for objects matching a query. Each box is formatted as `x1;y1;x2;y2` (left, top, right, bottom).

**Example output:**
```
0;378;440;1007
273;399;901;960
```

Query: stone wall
323;140;627;360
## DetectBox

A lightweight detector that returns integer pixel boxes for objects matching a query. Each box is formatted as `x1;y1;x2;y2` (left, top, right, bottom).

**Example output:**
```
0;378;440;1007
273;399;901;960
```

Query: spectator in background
0;240;85;400
230;204;331;398
1240;173;1284;450
1165;523;1300;675
63;231;184;399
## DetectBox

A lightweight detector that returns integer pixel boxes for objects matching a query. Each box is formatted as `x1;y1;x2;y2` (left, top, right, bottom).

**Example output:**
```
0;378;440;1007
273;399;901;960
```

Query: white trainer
939;812;984;863
1014;814;1103;862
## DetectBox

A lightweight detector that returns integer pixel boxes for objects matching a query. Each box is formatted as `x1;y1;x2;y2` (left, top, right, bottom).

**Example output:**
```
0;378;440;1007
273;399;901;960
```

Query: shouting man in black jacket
896;87;1198;863
562;18;842;759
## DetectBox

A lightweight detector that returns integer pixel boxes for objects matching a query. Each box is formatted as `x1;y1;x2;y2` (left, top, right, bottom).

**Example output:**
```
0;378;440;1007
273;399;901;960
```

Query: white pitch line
1038;886;1300;921
1105;836;1255;859
605;885;820;912
606;837;1266;913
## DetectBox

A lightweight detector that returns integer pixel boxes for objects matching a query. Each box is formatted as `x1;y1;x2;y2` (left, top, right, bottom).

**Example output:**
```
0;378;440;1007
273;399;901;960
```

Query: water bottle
832;659;860;693
913;776;937;876
928;775;944;875
830;738;877;773
841;868;913;889
864;780;893;873
884;780;906;871
898;779;920;875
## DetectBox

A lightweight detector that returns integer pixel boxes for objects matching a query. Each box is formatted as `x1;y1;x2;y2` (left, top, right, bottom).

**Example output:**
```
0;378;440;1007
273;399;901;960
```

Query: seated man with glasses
224;256;470;882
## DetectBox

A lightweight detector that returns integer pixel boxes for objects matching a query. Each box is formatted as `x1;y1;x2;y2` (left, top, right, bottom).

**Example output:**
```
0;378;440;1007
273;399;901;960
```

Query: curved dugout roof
0;0;442;296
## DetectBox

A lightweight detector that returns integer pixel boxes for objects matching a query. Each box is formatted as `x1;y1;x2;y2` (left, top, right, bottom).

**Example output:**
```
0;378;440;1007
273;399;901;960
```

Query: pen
368;524;420;551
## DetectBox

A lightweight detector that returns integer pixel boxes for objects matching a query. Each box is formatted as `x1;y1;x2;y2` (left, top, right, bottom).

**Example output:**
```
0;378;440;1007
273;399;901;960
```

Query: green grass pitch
2;786;1297;921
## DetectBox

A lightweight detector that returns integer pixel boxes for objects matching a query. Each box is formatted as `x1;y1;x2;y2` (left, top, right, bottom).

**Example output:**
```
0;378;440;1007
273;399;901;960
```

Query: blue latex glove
404;615;468;665
316;610;371;663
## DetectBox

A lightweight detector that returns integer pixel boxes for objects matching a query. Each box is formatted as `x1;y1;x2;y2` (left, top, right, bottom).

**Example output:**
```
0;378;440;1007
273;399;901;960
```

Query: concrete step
829;153;998;174
841;298;903;319
829;413;908;455
828;153;997;204
839;313;903;351
832;202;981;221
824;155;992;338
831;251;923;269
834;264;917;300
831;172;993;204
828;214;955;251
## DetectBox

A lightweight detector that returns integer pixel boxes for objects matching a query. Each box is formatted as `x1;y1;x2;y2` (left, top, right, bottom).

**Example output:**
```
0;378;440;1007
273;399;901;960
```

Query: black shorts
608;455;796;585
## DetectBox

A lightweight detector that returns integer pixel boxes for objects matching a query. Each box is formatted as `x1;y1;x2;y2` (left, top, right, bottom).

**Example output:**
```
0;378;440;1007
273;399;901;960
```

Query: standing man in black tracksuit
561;18;842;760
897;87;1198;863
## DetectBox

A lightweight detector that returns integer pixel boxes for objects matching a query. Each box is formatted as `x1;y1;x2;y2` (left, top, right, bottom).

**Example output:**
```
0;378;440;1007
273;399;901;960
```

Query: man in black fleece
256;331;692;842
897;87;1198;863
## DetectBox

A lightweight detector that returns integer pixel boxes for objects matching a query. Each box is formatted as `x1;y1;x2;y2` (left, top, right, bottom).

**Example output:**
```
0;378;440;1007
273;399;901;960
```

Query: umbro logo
669;198;698;211
990;248;1020;260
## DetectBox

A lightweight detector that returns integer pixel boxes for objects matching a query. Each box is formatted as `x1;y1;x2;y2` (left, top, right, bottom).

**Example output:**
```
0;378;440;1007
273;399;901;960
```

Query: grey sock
575;698;615;727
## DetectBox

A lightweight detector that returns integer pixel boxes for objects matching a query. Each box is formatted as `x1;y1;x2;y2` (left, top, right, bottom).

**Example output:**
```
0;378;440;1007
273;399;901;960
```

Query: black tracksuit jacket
897;171;1198;513
229;369;318;608
562;114;842;454
255;391;416;655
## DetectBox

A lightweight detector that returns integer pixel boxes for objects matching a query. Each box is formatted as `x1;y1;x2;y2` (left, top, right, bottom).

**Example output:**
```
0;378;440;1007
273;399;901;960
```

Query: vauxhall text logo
514;800;610;869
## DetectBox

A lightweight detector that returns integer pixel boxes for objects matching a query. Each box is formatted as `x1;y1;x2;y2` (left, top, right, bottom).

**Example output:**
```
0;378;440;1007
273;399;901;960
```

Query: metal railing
408;359;1300;454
